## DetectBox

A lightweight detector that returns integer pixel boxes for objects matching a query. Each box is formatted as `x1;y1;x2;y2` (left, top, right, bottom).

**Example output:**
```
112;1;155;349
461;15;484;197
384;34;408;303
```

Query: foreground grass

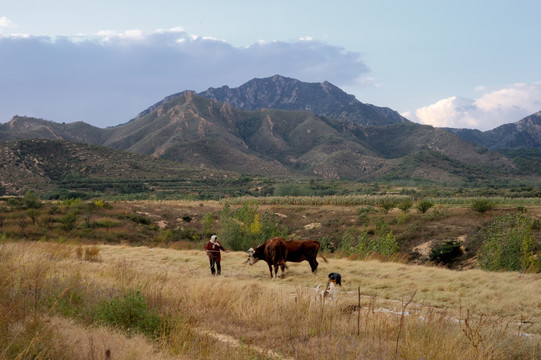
1;241;540;359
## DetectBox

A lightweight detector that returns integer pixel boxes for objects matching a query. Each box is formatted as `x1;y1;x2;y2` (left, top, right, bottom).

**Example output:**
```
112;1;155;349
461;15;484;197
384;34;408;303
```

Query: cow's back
285;239;320;262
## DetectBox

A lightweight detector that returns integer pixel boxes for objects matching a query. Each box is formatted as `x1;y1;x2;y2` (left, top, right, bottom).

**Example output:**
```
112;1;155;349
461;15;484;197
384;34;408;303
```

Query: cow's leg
310;257;319;273
267;264;274;278
279;262;286;277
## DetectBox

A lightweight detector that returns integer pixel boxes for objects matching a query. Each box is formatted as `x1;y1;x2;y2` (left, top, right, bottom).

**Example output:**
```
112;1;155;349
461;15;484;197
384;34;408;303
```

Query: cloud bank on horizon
0;24;539;131
404;82;541;130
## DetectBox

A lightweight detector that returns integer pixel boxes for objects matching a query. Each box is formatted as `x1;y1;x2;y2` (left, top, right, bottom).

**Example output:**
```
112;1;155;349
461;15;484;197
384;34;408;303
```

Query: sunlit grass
1;241;540;359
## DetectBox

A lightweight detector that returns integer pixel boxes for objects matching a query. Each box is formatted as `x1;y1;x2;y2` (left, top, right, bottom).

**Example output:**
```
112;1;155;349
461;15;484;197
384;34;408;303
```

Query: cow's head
246;247;259;265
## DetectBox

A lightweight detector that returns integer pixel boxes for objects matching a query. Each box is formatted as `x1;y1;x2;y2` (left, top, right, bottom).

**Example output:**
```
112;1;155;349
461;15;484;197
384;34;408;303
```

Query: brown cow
284;239;326;273
247;237;287;278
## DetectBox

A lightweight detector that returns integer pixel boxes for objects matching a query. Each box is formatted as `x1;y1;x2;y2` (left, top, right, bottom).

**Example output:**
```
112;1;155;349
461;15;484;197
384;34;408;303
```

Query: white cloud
0;30;370;127
474;85;486;92
0;16;15;28
97;29;144;42
408;83;541;130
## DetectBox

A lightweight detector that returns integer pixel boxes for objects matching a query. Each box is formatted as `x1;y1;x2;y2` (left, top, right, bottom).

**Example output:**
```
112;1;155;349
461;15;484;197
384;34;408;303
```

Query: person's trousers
209;257;221;275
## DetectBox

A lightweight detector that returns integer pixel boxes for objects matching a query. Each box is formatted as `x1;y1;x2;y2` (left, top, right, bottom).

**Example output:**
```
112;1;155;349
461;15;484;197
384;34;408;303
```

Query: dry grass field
1;240;540;359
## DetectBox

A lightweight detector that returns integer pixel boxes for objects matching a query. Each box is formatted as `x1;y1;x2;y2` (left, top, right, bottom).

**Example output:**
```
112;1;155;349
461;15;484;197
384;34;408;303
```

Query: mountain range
1;75;540;196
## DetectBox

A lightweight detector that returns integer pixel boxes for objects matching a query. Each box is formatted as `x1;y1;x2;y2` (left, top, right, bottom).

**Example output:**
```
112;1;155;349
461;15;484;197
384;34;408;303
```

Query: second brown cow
247;238;325;277
284;239;325;273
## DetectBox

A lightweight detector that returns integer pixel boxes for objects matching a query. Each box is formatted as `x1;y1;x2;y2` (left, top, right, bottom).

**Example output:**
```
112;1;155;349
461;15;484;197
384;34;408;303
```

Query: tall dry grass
1;241;540;359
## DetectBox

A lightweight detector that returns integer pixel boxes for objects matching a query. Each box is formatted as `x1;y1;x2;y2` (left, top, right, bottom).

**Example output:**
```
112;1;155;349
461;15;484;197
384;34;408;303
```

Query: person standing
205;235;227;275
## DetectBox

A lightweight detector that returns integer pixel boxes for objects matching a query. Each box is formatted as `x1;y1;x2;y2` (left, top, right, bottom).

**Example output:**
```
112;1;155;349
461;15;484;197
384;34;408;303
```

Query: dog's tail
315;284;322;294
319;253;328;263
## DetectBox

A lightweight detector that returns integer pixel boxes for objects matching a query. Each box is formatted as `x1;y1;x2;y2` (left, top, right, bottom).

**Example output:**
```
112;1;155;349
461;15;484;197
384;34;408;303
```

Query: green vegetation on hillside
1;193;540;273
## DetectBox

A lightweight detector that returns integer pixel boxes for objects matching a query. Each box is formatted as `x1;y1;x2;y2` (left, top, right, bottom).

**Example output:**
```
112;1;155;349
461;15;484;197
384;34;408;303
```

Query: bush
59;211;77;231
371;231;399;256
94;290;164;337
218;202;283;251
23;191;42;209
417;199;434;214
380;198;397;214
471;199;494;213
125;212;152;225
478;213;540;272
429;240;463;265
397;198;413;212
201;212;216;238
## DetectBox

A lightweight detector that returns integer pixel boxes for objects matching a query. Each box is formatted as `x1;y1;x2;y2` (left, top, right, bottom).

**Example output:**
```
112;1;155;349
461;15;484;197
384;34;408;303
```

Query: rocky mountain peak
199;75;408;126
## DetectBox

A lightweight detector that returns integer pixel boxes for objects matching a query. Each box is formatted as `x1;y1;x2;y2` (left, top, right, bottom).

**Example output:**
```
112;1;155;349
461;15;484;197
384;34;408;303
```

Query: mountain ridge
199;75;409;126
447;111;541;150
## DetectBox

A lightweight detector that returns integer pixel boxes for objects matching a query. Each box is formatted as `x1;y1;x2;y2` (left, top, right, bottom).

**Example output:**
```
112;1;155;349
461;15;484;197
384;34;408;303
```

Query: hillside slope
0;138;221;196
0;116;106;144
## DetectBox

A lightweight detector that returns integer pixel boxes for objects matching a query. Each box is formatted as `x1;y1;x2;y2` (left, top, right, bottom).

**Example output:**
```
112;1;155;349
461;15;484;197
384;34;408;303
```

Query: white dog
315;280;337;304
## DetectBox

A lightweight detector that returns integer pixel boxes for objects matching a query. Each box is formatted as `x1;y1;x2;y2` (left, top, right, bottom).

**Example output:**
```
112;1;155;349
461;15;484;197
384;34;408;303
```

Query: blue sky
1;0;540;130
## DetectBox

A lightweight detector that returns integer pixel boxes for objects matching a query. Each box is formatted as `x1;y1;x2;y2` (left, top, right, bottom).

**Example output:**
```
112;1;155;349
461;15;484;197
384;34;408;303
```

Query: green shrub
371;231;399;256
478;213;540;272
91;219;119;228
259;209;282;243
319;235;335;252
218;202;283;251
340;227;358;254
358;206;375;225
417;199;434;214
125;212;152;225
23;191;42;209
380;198;397;214
397;198;413;212
26;208;39;225
94;290;163;337
201;212;216;238
471;199;494;213
429;240;463;265
59;211;77;231
374;218;390;235
164;227;200;242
